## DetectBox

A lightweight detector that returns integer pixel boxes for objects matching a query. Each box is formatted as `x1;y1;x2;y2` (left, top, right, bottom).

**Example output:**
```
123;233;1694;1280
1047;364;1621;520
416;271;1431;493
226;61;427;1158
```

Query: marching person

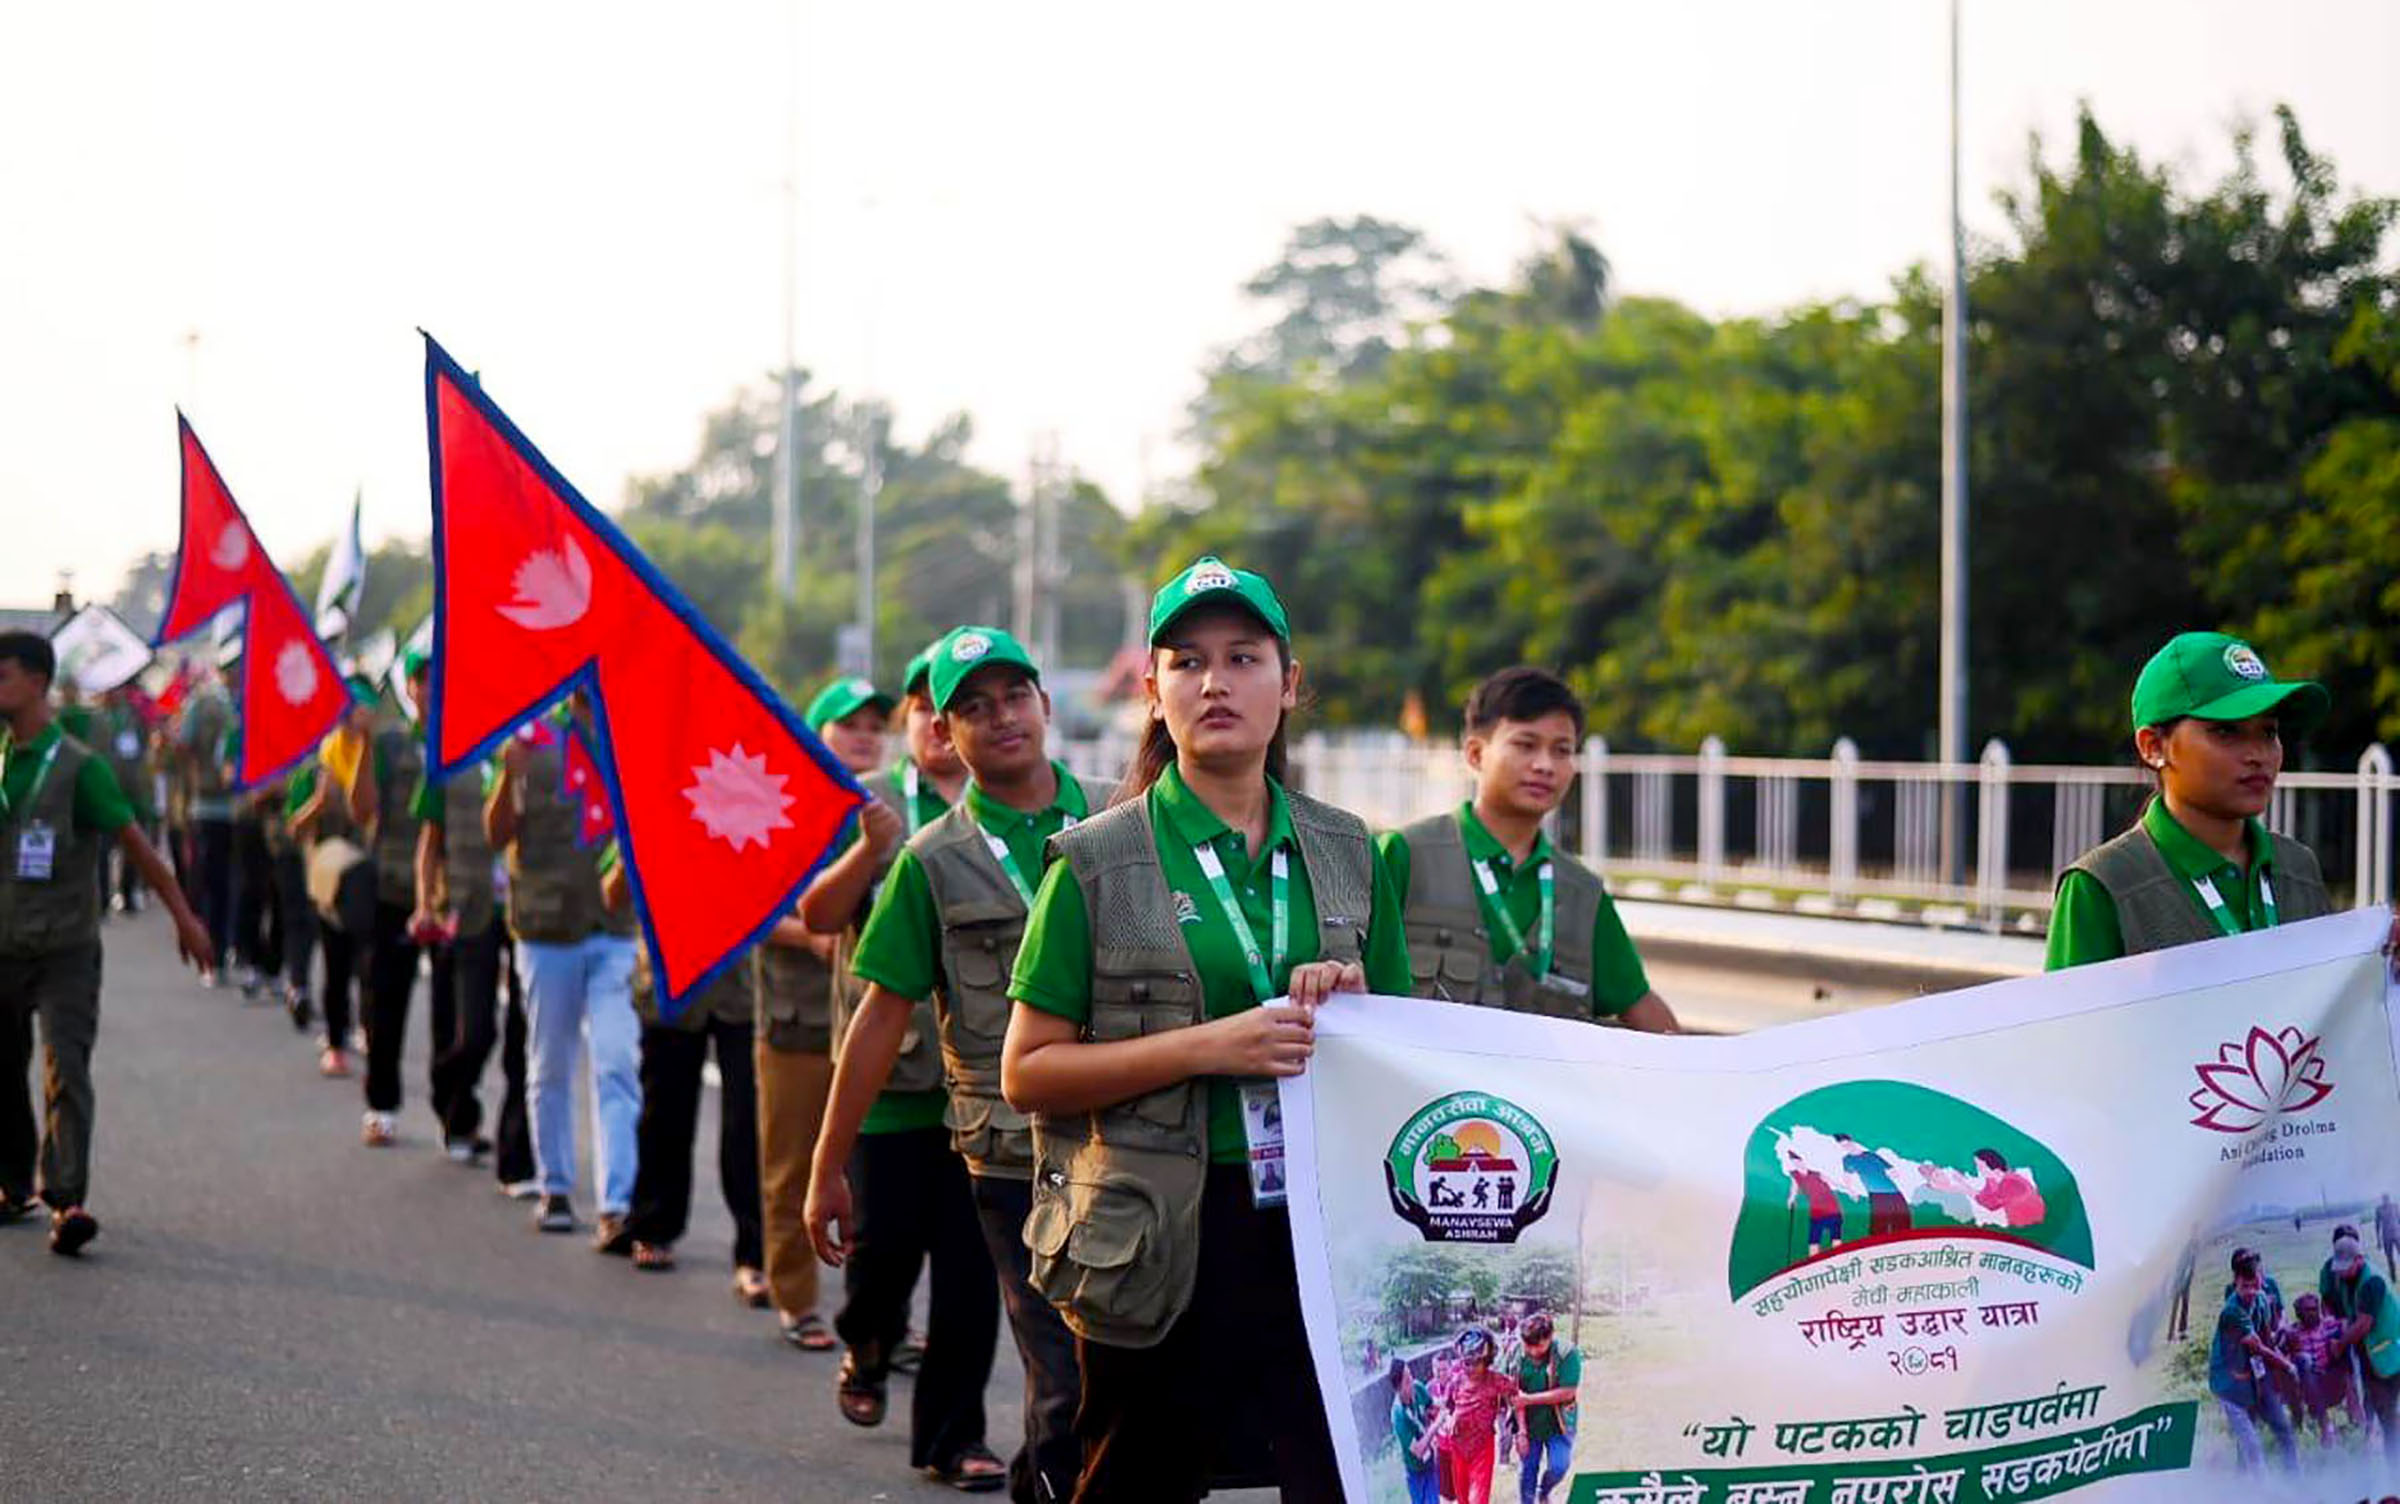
1380;666;1677;1031
175;663;240;987
286;680;381;1079
0;632;214;1255
348;668;430;1148
603;852;766;1297
2047;633;2332;970
1002;557;1412;1501
94;687;151;915
753;676;897;1352
409;649;534;1184
809;627;1108;1501
486;695;641;1244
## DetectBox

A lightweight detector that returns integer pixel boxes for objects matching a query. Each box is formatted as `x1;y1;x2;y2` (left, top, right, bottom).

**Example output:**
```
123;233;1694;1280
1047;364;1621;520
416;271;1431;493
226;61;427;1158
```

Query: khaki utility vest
505;737;629;945
633;943;755;1031
827;773;943;1091
2064;821;2330;956
0;734;101;958
1397;811;1603;1019
1022;787;1372;1349
370;725;426;906
440;769;499;937
912;774;1110;1179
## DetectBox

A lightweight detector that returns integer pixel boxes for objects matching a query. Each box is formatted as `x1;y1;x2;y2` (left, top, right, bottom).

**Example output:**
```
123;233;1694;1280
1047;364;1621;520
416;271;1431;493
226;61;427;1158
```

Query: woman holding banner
1000;556;1412;1502
2046;633;2335;970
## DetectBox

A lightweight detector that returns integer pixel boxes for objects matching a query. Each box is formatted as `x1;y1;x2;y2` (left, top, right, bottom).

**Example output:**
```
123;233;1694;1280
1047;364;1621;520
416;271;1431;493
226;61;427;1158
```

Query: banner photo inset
1283;909;2400;1503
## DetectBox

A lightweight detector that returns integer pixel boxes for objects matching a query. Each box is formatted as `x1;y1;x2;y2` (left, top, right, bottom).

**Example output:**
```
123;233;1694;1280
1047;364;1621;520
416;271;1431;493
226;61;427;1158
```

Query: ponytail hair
1113;636;1297;806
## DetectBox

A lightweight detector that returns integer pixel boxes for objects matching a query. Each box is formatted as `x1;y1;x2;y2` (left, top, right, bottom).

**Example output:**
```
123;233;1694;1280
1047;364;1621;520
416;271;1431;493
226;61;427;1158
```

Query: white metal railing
1058;731;2398;931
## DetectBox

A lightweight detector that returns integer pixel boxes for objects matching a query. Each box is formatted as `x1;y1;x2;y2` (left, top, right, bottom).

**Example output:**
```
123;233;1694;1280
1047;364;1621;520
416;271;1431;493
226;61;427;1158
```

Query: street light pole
1939;0;1971;881
770;0;801;602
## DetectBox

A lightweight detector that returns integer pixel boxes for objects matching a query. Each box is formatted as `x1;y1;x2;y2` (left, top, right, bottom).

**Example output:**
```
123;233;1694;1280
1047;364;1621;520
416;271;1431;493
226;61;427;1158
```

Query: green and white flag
1284;909;2400;1502
48;604;153;693
314;490;365;640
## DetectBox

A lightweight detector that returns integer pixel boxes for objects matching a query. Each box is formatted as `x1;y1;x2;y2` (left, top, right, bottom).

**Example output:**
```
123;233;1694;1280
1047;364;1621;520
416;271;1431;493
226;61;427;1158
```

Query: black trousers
275;846;317;999
973;1174;1084;1504
319;919;363;1050
231;821;278;980
836;1126;999;1472
0;944;102;1209
628;1016;763;1268
1071;1166;1341;1504
363;901;425;1115
429;918;508;1142
194;817;237;969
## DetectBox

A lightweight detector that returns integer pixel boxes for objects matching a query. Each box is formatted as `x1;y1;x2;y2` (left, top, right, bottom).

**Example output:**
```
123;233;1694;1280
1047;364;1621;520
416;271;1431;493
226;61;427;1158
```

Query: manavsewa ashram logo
1386;1092;1559;1244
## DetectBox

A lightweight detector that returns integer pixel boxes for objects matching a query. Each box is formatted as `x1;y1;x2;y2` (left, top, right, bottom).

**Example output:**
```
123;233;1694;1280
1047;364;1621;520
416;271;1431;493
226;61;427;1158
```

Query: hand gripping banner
151;415;350;790
421;334;864;1016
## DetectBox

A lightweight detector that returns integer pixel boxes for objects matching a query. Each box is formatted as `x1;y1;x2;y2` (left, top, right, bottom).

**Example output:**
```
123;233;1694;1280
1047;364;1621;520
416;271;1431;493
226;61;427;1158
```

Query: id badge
16;822;56;882
1240;1081;1287;1209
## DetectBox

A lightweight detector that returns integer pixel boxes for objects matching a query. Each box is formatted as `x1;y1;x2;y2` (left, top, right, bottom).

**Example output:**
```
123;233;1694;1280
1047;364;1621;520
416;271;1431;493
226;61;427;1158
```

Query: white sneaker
499;1179;542;1202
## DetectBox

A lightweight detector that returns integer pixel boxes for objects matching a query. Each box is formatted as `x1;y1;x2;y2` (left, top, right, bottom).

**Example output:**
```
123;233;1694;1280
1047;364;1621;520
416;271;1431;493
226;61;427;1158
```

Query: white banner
48;604;153;694
1285;910;2400;1503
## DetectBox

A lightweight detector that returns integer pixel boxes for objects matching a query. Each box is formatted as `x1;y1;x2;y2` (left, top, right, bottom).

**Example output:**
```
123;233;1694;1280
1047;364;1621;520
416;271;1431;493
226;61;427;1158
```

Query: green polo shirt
1009;765;1412;1163
889;759;952;835
2045;799;2280;971
1376;804;1652;1016
853;763;1089;1005
831;764;958;1136
0;722;135;837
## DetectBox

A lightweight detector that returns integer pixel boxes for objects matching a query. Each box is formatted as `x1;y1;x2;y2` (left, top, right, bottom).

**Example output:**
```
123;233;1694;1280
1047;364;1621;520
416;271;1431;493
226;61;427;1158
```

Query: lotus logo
2189;1026;2333;1134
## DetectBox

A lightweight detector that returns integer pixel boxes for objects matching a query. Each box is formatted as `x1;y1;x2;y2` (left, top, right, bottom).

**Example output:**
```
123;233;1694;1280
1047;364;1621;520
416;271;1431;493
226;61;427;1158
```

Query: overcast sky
2;0;2394;610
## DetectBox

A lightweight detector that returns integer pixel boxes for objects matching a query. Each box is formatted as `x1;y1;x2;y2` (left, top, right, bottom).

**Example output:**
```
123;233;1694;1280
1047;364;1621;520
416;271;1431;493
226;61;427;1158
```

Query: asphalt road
0;907;1127;1503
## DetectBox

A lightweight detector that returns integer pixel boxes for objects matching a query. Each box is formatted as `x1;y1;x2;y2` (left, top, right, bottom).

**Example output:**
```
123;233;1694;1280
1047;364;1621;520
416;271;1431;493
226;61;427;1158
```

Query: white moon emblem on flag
496;535;594;632
274;639;319;706
211;524;251;572
683;743;796;853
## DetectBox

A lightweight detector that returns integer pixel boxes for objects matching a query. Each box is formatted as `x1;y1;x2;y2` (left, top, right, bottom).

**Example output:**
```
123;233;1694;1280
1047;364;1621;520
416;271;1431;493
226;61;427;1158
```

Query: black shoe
534;1194;575;1233
0;1193;39;1225
48;1207;98;1256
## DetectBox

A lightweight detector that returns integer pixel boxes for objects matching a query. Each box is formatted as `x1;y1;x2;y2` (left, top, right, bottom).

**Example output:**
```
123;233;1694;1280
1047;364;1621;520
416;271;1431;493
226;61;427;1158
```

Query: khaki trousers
753;1038;835;1316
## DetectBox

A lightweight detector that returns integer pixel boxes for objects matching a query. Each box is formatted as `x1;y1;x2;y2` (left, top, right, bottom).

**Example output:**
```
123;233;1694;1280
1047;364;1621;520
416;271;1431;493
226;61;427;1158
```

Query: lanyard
2193;869;2278;939
1194;840;1288;1003
1472;856;1554;977
0;737;62;824
978;808;1079;905
903;763;924;835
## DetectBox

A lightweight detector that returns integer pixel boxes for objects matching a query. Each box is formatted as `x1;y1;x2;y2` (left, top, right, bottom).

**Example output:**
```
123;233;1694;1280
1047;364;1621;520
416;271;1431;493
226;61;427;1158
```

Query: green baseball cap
902;641;941;699
1148;555;1290;645
2131;632;2329;735
804;675;893;733
400;645;430;681
927;625;1041;713
343;673;380;708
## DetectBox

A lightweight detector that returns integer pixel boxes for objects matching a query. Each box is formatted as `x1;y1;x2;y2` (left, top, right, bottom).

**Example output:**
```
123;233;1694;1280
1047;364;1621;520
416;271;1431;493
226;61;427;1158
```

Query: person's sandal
632;1241;676;1272
925;1445;1007;1493
780;1311;836;1352
890;1331;926;1375
48;1206;99;1257
835;1351;887;1427
732;1266;770;1307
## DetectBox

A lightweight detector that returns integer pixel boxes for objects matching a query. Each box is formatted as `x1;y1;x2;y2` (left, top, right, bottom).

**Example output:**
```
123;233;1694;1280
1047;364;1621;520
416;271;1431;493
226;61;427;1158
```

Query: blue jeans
518;935;640;1212
2217;1389;2297;1473
1519;1431;1571;1503
1405;1464;1440;1504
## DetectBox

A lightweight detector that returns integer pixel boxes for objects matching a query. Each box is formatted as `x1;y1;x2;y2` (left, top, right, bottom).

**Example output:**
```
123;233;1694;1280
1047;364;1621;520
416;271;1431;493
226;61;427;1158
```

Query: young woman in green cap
2047;631;2334;970
1001;556;1411;1502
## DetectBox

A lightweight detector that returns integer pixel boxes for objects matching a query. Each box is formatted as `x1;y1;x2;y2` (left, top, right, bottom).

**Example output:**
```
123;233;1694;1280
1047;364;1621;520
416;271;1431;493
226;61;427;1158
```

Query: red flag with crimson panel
421;334;865;1016
151;415;350;789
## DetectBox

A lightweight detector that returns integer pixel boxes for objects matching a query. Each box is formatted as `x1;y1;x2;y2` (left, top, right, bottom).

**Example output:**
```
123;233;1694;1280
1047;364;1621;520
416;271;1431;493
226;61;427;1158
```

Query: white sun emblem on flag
273;639;319;706
683;743;795;853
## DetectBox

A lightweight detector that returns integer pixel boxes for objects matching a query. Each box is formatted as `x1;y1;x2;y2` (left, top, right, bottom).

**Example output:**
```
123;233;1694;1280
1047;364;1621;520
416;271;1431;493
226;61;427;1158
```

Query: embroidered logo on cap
1171;891;1202;925
1185;561;1238;595
951;632;993;663
2224;644;2268;682
847;677;875;696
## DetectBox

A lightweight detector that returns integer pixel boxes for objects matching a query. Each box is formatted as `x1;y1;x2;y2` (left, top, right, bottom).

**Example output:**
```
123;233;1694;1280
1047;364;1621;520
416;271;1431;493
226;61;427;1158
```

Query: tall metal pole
856;424;879;675
770;0;801;601
1939;0;1970;881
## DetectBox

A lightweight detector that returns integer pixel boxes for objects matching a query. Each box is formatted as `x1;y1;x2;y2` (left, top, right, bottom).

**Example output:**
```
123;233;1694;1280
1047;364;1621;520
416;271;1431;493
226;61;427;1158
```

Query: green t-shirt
837;765;956;1136
1009;765;1413;1163
1513;1342;1583;1441
1377;804;1651;1015
2046;800;2282;971
1390;1380;1435;1473
889;759;955;836
0;722;135;838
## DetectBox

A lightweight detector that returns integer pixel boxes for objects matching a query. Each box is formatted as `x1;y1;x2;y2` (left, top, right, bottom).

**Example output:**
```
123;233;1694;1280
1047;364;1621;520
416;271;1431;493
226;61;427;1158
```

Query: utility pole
770;0;801;601
855;419;879;676
1013;450;1038;646
1036;433;1064;668
1938;0;1971;883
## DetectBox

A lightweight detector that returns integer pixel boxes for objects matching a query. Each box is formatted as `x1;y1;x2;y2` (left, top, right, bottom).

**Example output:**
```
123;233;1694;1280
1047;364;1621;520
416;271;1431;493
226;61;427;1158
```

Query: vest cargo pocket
948;1094;1035;1173
1024;1168;1176;1335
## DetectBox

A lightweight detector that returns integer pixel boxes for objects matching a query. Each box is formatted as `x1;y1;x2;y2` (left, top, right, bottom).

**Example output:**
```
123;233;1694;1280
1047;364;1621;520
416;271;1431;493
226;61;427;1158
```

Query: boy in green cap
1380;666;1678;1032
751;674;898;1350
809;625;1108;1500
2048;632;2333;970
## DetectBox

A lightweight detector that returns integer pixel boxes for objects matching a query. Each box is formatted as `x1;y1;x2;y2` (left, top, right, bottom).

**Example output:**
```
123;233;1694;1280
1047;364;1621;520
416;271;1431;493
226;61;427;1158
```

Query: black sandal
835;1351;887;1428
925;1445;1007;1493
